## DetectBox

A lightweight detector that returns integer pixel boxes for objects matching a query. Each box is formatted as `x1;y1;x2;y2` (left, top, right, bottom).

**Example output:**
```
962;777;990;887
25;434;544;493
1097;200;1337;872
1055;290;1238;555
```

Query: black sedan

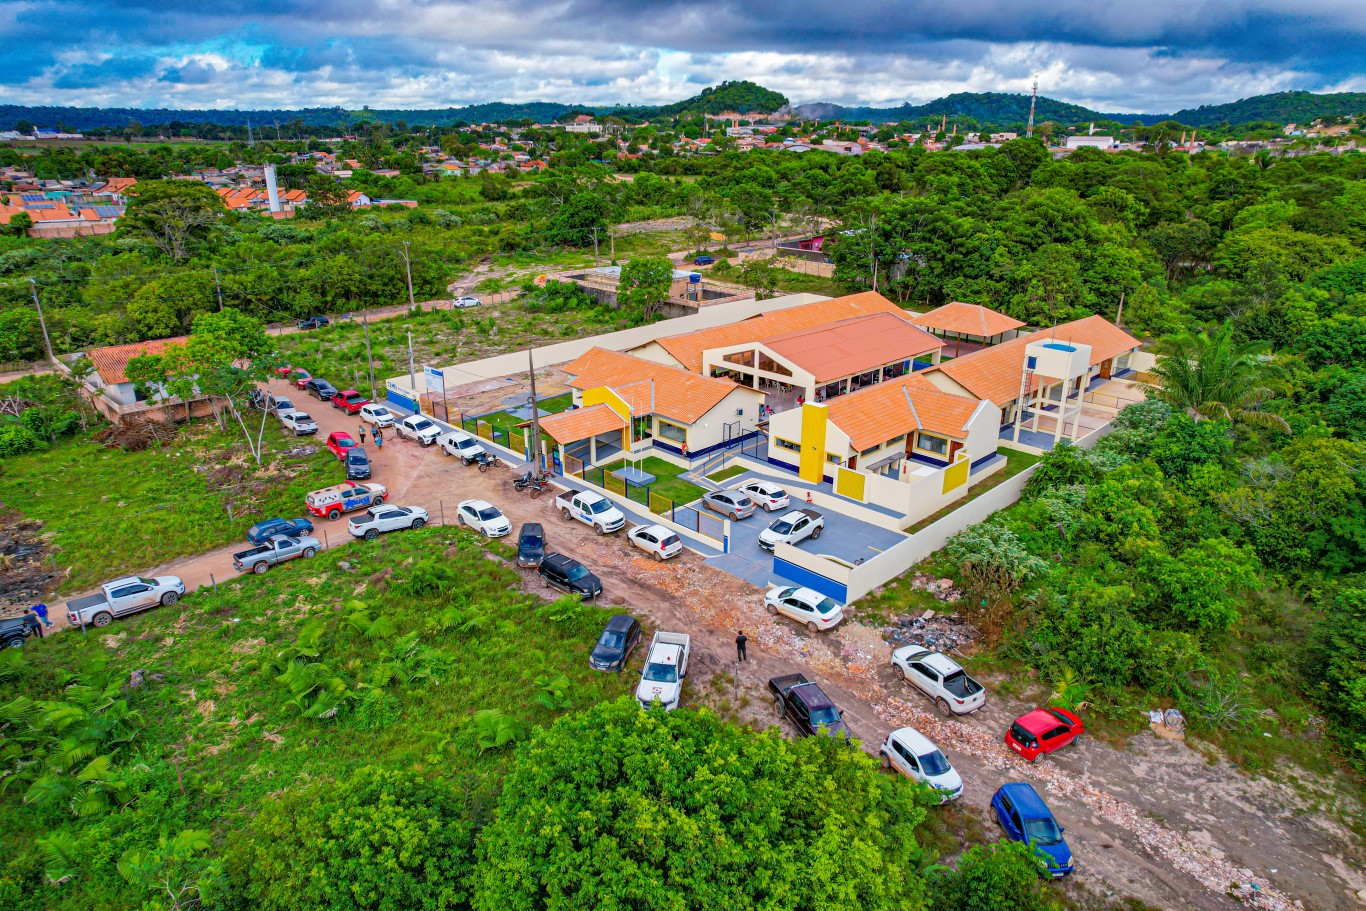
345;447;371;480
589;615;642;672
306;378;339;401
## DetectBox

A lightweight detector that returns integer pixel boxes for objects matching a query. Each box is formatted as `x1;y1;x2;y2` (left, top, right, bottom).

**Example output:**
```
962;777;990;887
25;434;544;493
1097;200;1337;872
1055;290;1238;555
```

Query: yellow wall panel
835;467;866;501
798;403;828;483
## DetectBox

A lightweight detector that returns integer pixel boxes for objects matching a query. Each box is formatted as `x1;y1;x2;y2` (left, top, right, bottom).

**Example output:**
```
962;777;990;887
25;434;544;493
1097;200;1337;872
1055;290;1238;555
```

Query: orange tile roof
536;403;625;444
910;302;1025;339
654;291;910;373
561;347;742;424
762;312;942;382
824;374;985;451
929;315;1141;405
87;336;188;385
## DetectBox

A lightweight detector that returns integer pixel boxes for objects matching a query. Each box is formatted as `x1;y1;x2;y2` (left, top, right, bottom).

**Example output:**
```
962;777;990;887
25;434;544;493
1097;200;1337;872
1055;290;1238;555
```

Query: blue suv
990;782;1074;878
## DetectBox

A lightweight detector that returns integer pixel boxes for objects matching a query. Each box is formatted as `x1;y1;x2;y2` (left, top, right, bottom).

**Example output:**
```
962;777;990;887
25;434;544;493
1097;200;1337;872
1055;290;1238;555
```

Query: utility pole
362;307;377;400
590;226;600;264
1027;78;1038;139
527;348;542;473
400;241;416;310
29;279;53;361
212;265;224;311
407;329;417;397
609;225;615;262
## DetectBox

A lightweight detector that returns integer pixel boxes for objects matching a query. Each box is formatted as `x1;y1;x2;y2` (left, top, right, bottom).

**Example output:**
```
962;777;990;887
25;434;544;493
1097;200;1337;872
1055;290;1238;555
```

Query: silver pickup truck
232;534;320;574
66;575;186;628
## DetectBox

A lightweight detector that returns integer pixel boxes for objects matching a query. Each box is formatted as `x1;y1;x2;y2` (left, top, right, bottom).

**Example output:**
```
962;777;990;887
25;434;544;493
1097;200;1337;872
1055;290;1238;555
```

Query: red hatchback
332;390;369;414
1005;707;1085;763
326;431;358;460
292;369;314;390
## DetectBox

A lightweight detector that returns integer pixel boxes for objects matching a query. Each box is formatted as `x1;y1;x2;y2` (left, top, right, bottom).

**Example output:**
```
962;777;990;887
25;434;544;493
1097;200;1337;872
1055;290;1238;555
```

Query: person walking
31;601;53;631
373;427;383;449
735;630;747;663
358;424;367;445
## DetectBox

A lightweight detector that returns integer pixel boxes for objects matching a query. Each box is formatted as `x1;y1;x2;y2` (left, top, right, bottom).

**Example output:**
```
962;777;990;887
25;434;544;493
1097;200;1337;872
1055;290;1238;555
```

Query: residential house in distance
73;336;204;423
1064;135;1117;149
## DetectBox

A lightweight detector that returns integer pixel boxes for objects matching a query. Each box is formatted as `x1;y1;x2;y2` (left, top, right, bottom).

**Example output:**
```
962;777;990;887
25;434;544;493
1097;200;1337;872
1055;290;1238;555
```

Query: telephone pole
1027;78;1038;139
407;329;417;396
590;227;600;264
362;307;376;400
212;265;224;311
527;348;542;473
29;279;53;361
400;241;416;309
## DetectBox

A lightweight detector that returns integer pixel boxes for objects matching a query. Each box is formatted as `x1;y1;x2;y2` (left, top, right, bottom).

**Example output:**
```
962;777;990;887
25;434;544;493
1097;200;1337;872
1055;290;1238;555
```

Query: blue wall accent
907;452;950;468
773;557;848;604
767;457;800;473
386;390;418;413
970;452;999;470
652;430;762;461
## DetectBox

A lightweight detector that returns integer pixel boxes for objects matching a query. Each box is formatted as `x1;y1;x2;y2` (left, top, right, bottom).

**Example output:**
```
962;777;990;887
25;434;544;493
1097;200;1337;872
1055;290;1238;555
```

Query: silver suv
701;490;755;520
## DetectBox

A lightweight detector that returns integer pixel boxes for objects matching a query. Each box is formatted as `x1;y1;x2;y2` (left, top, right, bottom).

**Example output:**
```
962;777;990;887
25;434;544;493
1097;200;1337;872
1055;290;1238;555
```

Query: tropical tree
119;180;225;262
616;255;674;321
1145;325;1290;430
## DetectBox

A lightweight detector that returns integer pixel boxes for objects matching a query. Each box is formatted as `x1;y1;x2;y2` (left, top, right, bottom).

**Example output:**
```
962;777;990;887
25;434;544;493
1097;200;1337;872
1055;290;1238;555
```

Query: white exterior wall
678;387;766;452
963;400;1004;464
702;341;816;397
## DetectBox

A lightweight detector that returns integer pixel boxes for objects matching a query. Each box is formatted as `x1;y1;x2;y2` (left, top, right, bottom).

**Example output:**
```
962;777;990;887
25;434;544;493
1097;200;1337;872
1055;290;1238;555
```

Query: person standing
373;427;383;449
31;601;53;631
357;424;367;445
735;630;747;663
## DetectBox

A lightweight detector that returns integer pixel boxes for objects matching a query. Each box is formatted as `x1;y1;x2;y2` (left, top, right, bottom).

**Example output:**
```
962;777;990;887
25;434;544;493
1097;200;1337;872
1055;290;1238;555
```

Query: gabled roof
824;374;985;450
928;315;1142;406
536;403;625;444
87;336;188;385
910;302;1025;339
654;292;910;374
761;312;942;383
561;347;743;424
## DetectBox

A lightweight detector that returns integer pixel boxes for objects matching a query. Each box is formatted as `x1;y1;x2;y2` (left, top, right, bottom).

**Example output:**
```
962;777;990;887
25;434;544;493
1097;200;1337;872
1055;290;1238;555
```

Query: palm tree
1145;325;1290;431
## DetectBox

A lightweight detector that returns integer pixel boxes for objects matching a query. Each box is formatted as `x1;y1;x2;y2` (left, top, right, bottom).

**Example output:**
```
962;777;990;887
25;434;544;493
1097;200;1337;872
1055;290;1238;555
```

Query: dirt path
48;378;1365;911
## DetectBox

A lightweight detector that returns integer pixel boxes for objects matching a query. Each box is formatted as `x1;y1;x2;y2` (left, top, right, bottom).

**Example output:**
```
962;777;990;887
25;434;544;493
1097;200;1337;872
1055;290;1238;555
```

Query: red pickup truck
332;390;369;414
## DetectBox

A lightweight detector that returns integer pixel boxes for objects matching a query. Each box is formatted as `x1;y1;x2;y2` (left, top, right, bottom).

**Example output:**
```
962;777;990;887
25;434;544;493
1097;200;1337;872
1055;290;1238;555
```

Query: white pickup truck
554;487;625;536
634;631;691;711
758;508;824;552
66;576;186;628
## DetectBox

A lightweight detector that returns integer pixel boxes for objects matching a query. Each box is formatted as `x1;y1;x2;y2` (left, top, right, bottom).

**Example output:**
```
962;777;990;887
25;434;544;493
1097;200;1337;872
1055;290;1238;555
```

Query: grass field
0;421;337;592
706;465;748;483
0;526;637;911
901;448;1042;535
594;455;705;505
474;393;574;447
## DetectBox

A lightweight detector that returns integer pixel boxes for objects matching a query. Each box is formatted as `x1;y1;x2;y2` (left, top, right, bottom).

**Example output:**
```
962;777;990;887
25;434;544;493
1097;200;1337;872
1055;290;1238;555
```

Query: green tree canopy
472;699;932;911
1146;324;1290;430
119;179;225;262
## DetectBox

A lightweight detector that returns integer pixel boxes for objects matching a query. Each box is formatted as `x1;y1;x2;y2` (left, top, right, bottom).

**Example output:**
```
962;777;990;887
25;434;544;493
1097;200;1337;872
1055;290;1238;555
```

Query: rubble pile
95;416;178;452
886;609;977;652
907;572;962;602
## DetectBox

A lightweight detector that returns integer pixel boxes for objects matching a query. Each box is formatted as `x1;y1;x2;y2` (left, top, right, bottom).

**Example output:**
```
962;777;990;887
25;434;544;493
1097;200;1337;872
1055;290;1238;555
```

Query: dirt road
52;377;1366;911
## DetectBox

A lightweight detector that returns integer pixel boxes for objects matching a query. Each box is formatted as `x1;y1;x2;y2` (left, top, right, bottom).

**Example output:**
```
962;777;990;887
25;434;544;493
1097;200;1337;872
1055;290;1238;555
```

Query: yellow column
798;402;828;484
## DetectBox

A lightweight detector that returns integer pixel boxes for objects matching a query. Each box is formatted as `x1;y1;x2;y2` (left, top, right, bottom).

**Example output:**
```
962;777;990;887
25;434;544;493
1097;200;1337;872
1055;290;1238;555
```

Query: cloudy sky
3;0;1364;113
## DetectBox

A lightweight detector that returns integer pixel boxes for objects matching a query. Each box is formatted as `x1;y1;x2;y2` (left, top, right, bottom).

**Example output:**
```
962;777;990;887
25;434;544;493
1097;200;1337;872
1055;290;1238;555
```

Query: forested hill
797;91;1151;125
1169;90;1366;126
5;85;1364;131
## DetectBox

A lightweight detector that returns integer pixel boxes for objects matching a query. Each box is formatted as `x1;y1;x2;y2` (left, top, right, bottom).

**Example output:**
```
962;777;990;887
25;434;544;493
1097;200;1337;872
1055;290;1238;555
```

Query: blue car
246;517;315;545
693;255;716;265
990;782;1074;878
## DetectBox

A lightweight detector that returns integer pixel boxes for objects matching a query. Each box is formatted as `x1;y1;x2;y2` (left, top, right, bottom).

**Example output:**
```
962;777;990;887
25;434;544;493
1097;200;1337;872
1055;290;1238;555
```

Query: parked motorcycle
515;471;550;498
472;451;501;473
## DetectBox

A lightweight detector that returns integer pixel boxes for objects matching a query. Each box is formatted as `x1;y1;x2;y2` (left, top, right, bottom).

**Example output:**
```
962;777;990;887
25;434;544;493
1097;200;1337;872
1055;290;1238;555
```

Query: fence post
323;529;329;550
440;500;446;526
210;573;216;593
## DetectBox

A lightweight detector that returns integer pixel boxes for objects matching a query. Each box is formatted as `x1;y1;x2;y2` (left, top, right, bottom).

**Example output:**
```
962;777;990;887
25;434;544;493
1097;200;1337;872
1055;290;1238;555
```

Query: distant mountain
1169;90;1366;127
793;92;1158;126
2;86;1363;133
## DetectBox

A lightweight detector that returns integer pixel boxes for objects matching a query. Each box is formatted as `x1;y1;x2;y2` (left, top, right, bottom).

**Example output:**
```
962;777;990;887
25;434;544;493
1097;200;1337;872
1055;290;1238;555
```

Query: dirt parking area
50;376;1366;911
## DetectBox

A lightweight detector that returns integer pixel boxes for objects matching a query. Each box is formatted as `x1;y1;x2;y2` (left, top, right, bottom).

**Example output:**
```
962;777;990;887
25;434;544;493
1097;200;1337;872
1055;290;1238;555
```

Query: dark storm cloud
1;0;1362;111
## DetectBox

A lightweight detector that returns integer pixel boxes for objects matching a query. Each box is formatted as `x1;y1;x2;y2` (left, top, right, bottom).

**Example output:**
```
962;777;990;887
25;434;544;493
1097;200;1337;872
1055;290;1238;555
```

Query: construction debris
906;572;962;602
95;416;178;452
886;610;977;652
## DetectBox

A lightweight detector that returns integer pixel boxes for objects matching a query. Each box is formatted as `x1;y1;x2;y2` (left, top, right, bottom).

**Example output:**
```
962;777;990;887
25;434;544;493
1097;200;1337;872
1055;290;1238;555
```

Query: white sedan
764;585;845;632
627;524;683;561
452;295;483;308
879;727;963;802
737;480;790;512
348;505;429;540
456;499;512;537
359;403;396;427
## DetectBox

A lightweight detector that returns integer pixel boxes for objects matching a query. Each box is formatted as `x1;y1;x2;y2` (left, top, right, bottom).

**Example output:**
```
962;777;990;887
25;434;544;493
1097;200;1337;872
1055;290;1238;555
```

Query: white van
440;429;488;463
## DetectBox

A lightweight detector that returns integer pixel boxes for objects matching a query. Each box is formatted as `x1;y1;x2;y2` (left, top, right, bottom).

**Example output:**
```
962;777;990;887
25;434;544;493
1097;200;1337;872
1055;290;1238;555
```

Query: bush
0;422;43;457
227;766;478;911
928;841;1060;911
471;699;931;911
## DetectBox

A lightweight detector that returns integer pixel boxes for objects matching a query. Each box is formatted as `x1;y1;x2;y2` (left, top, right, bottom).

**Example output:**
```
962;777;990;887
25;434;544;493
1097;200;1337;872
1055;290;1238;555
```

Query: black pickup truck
2;613;41;648
768;673;849;739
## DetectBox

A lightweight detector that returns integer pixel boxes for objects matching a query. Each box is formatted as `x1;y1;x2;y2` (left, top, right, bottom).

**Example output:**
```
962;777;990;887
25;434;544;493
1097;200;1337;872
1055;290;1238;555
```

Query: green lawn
0;421;338;592
902;448;1042;535
474;393;574;451
0;527;637;911
594;455;705;506
706;465;748;483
